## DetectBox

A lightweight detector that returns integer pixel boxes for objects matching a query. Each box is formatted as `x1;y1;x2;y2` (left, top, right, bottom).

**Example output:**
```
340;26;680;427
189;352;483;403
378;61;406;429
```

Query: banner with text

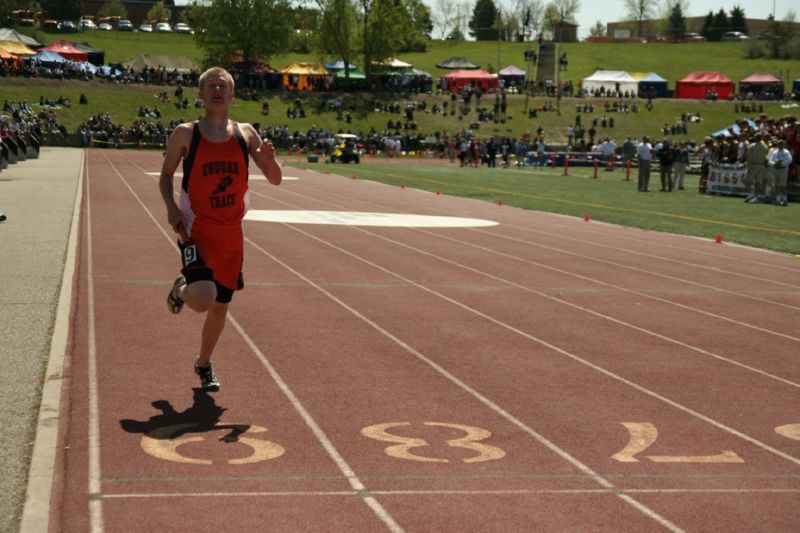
707;163;747;196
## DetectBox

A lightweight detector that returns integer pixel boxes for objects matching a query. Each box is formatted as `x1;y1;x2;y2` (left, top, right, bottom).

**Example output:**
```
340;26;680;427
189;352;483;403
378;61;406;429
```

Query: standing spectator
745;134;768;202
601;138;616;172
767;139;792;206
566;125;574;147
636;135;653;192
622;137;636;167
699;137;715;193
657;139;675;191
673;141;689;190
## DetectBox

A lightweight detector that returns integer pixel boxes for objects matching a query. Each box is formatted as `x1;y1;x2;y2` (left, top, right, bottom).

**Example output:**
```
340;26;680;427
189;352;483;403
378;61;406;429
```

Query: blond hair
198;66;234;91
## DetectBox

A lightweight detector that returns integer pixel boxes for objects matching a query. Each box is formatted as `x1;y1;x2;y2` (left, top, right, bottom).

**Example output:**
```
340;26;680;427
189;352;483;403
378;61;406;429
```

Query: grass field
24;28;800;84
4;29;799;255
294;160;800;255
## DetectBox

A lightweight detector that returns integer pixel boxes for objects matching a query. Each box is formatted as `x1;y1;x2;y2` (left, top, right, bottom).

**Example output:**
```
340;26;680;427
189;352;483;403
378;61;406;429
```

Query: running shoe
167;275;185;314
195;361;220;392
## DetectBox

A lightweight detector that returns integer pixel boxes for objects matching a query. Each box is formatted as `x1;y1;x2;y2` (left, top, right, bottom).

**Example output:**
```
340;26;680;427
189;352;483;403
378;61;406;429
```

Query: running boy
159;67;282;391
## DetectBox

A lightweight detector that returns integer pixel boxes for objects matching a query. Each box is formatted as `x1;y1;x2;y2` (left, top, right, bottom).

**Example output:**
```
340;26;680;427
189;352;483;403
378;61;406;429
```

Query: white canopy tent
581;70;638;96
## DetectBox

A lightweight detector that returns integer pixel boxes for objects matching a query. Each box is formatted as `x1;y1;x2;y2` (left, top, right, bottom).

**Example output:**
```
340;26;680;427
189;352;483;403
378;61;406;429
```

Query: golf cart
329;133;361;164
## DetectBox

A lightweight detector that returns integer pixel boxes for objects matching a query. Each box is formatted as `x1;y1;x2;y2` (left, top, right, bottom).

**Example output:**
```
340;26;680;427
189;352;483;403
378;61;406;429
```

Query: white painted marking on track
244;210;498;228
119;159;405;533
100;487;800;499
87;154;106;532
283;223;800;467
145;171;299;180
244;235;685;533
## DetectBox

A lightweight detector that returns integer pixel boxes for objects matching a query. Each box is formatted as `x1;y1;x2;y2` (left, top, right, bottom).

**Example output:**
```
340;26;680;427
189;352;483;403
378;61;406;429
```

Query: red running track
48;149;800;532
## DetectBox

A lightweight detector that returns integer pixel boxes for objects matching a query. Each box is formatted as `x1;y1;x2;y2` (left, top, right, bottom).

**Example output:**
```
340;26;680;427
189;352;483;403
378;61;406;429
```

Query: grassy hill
3;29;799;254
3;29;799;144
23;27;800;82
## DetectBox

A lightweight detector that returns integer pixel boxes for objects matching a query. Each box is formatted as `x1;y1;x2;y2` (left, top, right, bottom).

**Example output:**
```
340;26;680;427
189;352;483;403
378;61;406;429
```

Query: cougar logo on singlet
210;175;237;208
212;175;234;194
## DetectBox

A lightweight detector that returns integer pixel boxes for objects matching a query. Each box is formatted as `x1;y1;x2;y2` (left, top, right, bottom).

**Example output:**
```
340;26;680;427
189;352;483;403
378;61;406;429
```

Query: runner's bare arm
159;124;191;234
243;123;282;186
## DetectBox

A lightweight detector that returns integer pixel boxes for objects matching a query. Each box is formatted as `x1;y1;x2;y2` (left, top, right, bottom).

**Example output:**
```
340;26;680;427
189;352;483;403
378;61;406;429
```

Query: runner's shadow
119;388;249;442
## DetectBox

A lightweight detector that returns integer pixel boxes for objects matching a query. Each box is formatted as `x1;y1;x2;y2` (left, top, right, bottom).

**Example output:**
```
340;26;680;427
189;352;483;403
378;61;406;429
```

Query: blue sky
172;0;796;39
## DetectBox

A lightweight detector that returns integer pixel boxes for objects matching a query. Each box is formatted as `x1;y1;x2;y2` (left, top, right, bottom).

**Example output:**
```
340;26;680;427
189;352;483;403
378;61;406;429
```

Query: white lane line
462;227;800;344
86;153;105;532
226;316;404;532
252;178;800;338
469;226;800;311
245;186;800;385
415;229;800;386
110;155;404;533
243;236;684;533
287;169;800;275
498;223;800;290
100;487;800;499
145;171;299;180
20;150;85;533
271;223;800;469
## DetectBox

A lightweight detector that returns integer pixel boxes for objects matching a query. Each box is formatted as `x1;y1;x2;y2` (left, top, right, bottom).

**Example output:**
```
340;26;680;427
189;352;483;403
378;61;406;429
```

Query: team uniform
179;122;250;303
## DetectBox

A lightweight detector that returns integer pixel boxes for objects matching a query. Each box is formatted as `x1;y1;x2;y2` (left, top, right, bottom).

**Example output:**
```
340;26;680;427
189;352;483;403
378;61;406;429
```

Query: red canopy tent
38;41;88;61
441;69;498;91
739;72;784;98
675;71;734;99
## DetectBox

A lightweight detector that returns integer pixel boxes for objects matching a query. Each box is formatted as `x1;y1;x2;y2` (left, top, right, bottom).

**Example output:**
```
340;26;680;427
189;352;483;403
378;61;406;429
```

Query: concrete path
0;147;84;533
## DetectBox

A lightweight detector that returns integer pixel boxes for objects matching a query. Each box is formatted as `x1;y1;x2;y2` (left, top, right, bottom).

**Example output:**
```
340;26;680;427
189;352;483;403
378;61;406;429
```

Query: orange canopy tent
0;39;36;56
280;62;332;91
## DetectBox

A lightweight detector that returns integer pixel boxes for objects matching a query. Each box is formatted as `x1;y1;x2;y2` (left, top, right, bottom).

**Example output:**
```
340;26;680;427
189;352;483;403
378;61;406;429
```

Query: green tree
313;0;358;77
40;0;82;20
147;1;171;23
469;0;499;41
766;11;797;58
189;0;292;67
709;8;728;41
623;0;657;38
666;1;686;42
446;26;465;40
589;20;604;37
729;5;747;34
546;0;579;42
97;0;127;19
395;0;433;51
700;10;713;39
0;0;18;27
361;0;398;64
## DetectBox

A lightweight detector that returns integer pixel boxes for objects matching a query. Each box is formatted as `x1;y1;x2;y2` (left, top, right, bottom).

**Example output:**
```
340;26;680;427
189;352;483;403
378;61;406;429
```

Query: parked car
329;134;361;164
79;19;96;30
98;22;113;31
684;32;706;42
139;23;153;32
174;22;193;34
60;20;78;32
118;19;133;31
721;31;748;41
155;22;172;32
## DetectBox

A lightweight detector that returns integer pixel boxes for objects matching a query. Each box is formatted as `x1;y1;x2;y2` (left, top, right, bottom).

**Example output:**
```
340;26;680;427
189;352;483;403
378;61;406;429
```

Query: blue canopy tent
630;72;668;98
324;60;358;72
710;119;757;138
324;60;366;89
31;50;67;63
